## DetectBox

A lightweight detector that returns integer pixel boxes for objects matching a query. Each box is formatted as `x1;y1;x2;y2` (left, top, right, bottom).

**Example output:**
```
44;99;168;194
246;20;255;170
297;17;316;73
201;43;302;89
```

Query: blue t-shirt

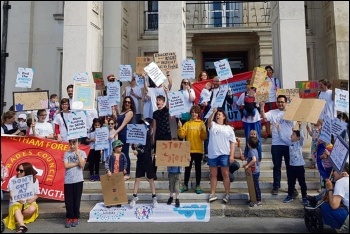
247;148;260;174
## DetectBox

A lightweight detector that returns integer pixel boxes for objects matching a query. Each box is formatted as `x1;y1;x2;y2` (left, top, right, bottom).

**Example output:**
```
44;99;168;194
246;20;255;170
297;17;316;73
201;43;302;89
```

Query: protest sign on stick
13;90;49;111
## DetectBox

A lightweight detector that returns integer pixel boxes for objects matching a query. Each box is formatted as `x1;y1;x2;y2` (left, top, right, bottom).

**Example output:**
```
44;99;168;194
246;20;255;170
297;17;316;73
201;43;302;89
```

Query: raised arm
208;107;217;129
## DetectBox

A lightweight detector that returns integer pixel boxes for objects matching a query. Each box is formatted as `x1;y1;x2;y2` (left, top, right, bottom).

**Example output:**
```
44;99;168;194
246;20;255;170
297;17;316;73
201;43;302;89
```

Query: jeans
271;145;290;189
321;202;348;229
253;172;261;202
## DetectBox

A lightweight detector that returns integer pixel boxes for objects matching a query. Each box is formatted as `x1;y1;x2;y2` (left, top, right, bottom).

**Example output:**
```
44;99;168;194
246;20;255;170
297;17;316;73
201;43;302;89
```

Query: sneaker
271;187;279;195
208;194;217;202
89;175;95;182
65;218;72;228
245;199;252;205
283;196;294;203
257;201;262;206
249;202;257;207
71;218;79;227
223;194;230;203
292;189;299;198
175;199;180;208
203;154;208;163
195;186;202;194
180;186;189;193
152;196;158;208
302;198;310;206
167;197;173;205
94;175;100;181
129;196;139;208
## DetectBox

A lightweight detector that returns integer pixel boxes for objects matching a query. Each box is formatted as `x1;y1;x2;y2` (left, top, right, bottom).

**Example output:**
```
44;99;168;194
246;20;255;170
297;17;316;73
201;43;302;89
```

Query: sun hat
18;114;27;120
112;140;124;148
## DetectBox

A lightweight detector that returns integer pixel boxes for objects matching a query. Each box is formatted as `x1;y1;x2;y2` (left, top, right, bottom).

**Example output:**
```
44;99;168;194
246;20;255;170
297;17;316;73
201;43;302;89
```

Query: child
243;129;262;162
283;123;309;206
198;82;212;105
102;118;117;163
63;139;87;228
306;119;322;169
129;119;158;208
167;166;181;208
85;118;102;181
243;87;258;119
242;135;262;207
49;94;60;122
17;113;28;135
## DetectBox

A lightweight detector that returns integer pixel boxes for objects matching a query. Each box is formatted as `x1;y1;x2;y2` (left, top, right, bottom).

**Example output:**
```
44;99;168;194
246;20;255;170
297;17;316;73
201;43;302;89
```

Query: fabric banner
1;135;90;201
192;71;252;130
88;202;210;222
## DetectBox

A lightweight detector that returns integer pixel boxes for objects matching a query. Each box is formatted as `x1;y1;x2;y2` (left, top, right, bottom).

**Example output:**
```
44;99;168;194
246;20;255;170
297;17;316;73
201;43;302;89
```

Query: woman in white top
29;109;54;139
207;107;236;204
53;98;71;142
177;78;196;126
318;79;334;120
1;111;24;136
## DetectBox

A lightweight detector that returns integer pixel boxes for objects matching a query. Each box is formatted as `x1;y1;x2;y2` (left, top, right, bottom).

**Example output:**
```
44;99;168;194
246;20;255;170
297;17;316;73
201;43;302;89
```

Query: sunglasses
108;123;115;125
124;101;131;104
277;101;286;104
16;169;24;173
182;82;189;84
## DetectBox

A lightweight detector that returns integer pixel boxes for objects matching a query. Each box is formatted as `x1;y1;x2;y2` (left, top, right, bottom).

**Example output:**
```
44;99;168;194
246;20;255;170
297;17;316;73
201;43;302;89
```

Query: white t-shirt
241;110;261;123
53;112;70;142
124;86;142;114
334;176;349;209
180;88;196;112
318;90;334;120
29;122;54;137
266;77;280;103
7;175;40;206
265;109;294;145
208;122;236;158
199;89;211;105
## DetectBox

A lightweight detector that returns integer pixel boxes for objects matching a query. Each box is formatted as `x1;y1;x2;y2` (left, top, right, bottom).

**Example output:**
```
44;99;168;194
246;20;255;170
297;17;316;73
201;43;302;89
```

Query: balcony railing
186;1;271;29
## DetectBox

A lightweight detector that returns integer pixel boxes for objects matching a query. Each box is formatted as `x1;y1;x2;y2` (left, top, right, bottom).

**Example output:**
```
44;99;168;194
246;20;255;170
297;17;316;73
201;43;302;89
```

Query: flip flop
16;225;28;233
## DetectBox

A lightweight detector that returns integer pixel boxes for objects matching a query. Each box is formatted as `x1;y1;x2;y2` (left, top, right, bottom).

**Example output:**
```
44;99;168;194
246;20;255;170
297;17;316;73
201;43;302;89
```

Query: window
145;1;158;31
206;1;242;28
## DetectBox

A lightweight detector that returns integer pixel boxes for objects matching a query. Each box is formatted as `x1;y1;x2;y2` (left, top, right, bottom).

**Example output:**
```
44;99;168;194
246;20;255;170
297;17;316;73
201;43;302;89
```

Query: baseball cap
112;140;124;148
18;114;27;120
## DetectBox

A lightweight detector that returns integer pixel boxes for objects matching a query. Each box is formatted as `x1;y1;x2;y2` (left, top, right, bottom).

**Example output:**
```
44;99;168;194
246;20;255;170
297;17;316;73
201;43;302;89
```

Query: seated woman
3;162;40;233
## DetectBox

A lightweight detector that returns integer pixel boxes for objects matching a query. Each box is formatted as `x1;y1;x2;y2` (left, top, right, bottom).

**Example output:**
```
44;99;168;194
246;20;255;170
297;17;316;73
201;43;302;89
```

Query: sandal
16;225;28;233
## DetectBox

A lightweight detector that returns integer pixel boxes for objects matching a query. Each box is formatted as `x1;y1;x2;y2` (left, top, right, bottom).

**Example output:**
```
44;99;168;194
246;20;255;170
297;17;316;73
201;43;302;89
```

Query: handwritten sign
295;80;319;98
332;79;348;100
107;81;121;105
255;81;270;103
98;96;112;117
330;135;349;173
331;117;348;137
134;73;144;89
319;114;332;143
168;91;185;116
10;175;34;202
214;59;233;81
95;127;109;150
250;67;266;88
144;62;167;87
283;98;326;124
100;173;128;206
181;59;196;80
67;111;87;140
204;85;229;119
153;52;178;70
15;67;34;88
72;72;89;83
155;141;190;166
72;82;96;110
334;88;349;113
92;72;105;90
13;90;49;111
276;88;300;105
119;65;132;82
126;124;147;145
136;57;153;75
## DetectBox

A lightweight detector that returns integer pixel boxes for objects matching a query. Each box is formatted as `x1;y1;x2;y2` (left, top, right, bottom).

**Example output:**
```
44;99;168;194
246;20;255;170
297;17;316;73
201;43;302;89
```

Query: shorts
168;173;181;193
207;155;230;167
263;102;278;113
135;161;154;179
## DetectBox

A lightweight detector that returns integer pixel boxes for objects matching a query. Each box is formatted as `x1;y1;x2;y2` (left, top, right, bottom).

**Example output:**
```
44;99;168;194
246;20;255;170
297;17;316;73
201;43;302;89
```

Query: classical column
270;1;308;88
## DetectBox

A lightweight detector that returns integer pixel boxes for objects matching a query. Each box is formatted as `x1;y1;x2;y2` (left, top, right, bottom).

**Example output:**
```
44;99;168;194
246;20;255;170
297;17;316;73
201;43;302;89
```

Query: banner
192;71;253;129
1;136;90;201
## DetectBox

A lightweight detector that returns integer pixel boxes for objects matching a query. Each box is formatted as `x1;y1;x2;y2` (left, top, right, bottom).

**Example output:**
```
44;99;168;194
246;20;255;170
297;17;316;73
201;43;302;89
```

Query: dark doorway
202;51;248;78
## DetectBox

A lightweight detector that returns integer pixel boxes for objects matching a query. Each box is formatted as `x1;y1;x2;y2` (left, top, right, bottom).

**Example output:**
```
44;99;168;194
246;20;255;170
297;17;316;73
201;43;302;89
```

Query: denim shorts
207;155;230;167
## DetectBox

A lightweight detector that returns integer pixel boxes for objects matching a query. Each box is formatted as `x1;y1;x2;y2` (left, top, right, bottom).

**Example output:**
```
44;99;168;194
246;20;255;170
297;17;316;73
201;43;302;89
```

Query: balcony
186;1;271;29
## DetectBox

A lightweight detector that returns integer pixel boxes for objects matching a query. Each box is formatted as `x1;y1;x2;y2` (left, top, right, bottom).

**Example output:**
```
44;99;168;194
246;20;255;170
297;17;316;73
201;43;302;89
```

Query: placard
295;81;319;98
276;88;300;104
98;96;112;117
107;81;121;105
255;81;270;103
15;67;34;88
72;82;96;110
10;175;34;202
153;52;178;70
100;173;128;206
283;98;326;124
329;135;349;174
119;65;132;82
319;115;332;143
72;72;89;83
168;91;185;116
95;127;109;150
332;79;348;100
13;90;49;111
144;62;167;87
214;58;233;81
92;72;105;91
250;67;266;88
126;124;147;145
67;111;88;140
181;59;196;80
334;88;349;113
331;117;348;137
245;169;257;203
155;141;190;166
136;57;153;75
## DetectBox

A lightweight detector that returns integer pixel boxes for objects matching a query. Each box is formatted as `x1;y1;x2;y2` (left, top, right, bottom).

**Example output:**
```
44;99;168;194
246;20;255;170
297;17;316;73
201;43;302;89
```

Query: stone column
256;31;272;68
62;1;103;97
270;1;308;88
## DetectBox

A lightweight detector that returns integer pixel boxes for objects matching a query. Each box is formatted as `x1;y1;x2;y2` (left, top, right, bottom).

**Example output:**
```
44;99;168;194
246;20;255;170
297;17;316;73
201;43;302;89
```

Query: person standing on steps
260;95;298;198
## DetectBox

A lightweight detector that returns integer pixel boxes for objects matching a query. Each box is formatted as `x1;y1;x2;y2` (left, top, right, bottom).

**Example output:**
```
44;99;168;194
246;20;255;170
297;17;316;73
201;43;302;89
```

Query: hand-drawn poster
13;90;49;111
276;88;300;105
295;81;319;98
119;65;132;82
334;88;349;113
329;136;349;174
15;67;34;88
10;175;34;202
136;57;153;75
72;82;96;110
155;141;190;166
153;52;178;70
250;67;266;88
92;72;105;91
72;72;89;83
214;59;233;81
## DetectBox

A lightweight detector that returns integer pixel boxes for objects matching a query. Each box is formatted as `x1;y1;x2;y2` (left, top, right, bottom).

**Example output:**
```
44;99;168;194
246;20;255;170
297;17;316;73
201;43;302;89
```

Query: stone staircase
82;132;321;202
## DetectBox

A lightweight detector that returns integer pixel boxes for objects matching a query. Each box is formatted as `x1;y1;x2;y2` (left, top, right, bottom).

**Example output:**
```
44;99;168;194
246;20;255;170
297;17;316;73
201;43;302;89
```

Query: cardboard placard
13;90;49;111
153;52;178;70
136;57;153;75
155;141;191;166
295;81;319;99
250;67;267;88
255;81;270;103
245;169;257;203
283;98;326;124
332;79;349;100
276;88;300;104
92;72;105;91
100;173;128;206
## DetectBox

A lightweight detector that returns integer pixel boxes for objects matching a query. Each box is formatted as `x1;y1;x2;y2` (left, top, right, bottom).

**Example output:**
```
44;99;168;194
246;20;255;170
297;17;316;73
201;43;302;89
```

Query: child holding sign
4;162;40;233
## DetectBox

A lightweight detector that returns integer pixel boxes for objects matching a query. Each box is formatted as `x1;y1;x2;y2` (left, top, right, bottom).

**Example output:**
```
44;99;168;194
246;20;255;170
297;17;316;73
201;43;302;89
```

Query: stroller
304;199;325;233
